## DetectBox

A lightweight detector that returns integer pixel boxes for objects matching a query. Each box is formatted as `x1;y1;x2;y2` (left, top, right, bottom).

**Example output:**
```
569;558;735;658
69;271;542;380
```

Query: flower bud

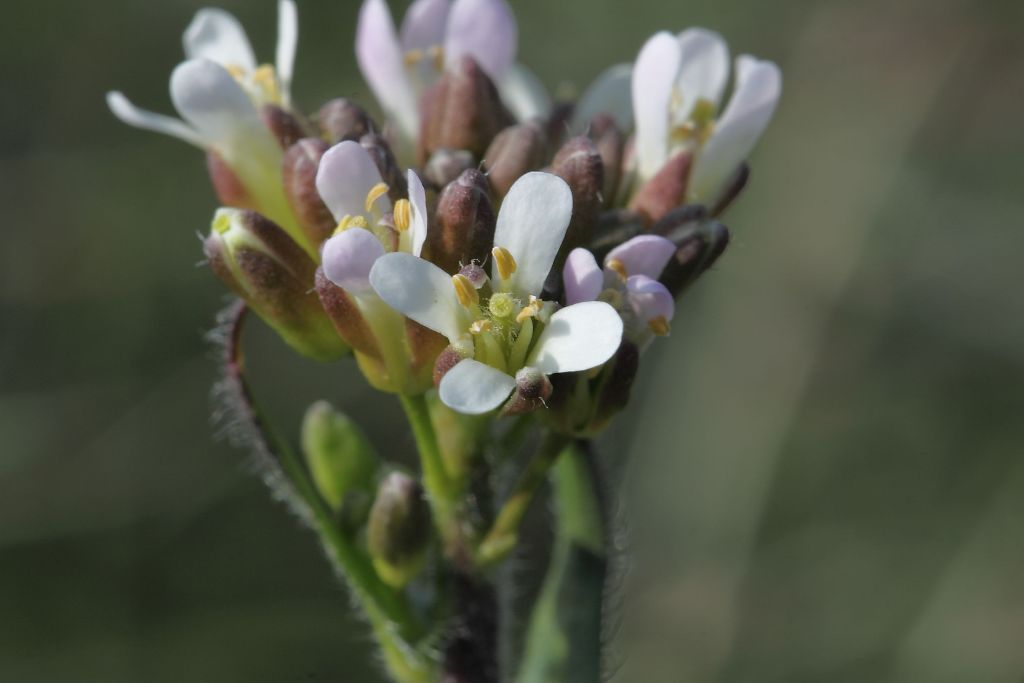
708;162;750;217
501;367;553;416
586;209;645;263
314;268;379;357
426;169;496;275
656;217;731;297
360;133;408;205
419;56;514;163
282;138;336;248
206;150;253;209
301;401;378;522
481;120;548;199
551;136;605;263
433;346;468;386
628;149;693;225
587;113;625;206
203;209;348;362
318;98;375;144
423;149;476;189
367;472;432;588
261;104;310;150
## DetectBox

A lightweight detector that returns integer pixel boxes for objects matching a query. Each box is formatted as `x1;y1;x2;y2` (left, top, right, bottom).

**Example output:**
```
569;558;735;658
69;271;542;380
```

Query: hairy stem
477;431;572;567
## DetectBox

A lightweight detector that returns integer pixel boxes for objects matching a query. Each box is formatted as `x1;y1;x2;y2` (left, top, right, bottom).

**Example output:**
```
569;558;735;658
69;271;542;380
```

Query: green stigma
488;293;516;320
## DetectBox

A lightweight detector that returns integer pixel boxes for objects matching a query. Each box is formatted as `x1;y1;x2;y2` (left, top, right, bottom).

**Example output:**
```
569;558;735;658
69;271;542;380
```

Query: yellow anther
334;214;369;235
393;199;412;232
470;319;493;335
606;258;628;280
403;49;424;67
427;45;445;72
253;64;281;103
492;246;517;281
452;274;479;307
365;183;390;213
226;64;247;79
515;306;537;324
648;316;670;337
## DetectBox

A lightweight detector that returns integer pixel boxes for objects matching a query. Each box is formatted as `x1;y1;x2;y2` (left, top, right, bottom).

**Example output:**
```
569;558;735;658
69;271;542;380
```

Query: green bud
367;472;432;588
203;208;349;362
301;401;378;517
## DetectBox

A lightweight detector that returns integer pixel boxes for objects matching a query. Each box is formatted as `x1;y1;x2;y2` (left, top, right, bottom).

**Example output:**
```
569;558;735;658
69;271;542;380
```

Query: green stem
225;303;431;681
477;431;572;567
398;393;462;556
515;444;606;683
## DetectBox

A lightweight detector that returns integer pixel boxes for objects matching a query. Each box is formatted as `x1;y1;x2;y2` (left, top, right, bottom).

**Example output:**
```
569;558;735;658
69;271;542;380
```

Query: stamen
452;274;479;307
492;247;517;281
470;319;493;335
334;215;369;235
648;316;670;337
606;258;628;280
515;307;536;324
365;183;390;213
393;199;412;232
427;45;445;72
226;64;247;79
253;64;281;103
403;49;424;67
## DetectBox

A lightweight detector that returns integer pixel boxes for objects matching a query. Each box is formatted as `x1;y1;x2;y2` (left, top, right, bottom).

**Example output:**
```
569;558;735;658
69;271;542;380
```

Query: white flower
631;28;781;204
369;172;623;415
355;0;551;149
563;234;677;349
106;1;301;241
317;140;433;393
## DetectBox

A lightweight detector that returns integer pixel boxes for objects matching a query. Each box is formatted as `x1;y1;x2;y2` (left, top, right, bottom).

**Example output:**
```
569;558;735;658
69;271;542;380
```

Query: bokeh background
3;0;1022;680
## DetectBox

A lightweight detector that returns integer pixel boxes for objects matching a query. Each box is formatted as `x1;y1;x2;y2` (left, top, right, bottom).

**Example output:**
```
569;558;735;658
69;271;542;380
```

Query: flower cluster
108;2;780;680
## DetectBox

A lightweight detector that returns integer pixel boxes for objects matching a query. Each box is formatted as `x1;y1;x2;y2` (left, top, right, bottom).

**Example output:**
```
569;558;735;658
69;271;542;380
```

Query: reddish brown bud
318;98;375;144
481;120;548;199
708;162;750;217
424;149;476;189
418;56;513;163
656;218;731;297
426;169;496;274
629;150;693;225
551;136;605;262
433;346;468;386
206;151;253;209
261;104;309;150
501;367;553;416
360;133;408;204
283;138;336;248
587;114;624;206
314;268;379;358
204;209;347;361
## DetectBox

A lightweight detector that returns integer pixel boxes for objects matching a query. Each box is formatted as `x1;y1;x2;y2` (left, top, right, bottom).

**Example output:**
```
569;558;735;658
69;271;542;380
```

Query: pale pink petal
605;234;676;279
625;275;674;323
356;0;419;140
444;0;517;81
315;140;388;222
183;8;257;72
632;32;681;181
322;227;385;295
563;248;603;305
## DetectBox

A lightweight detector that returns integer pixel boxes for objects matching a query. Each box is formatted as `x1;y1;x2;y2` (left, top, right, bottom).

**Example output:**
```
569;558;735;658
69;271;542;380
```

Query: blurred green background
2;0;1022;680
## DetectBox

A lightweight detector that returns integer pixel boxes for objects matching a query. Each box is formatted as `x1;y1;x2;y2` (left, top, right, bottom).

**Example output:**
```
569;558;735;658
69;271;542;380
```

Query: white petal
689;56;781;202
356;0;419;141
439;359;516;414
444;0;517;81
527;301;623;374
106;91;207;148
571;63;634;133
500;63;552;122
400;0;451;51
673;28;730;121
322;227;385;295
183;8;257;73
631;32;681;181
276;0;299;106
492;172;573;297
605;234;677;279
170;59;263;148
407;170;429;257
315;140;388;222
369;252;469;341
563;248;603;305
